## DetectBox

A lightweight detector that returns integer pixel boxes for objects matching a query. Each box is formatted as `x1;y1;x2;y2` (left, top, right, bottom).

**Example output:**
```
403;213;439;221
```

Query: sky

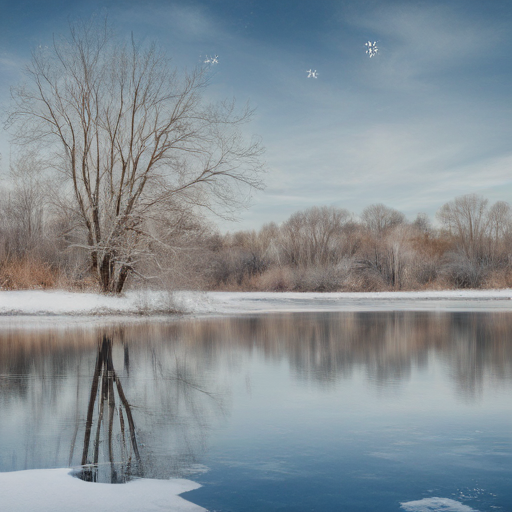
0;0;511;232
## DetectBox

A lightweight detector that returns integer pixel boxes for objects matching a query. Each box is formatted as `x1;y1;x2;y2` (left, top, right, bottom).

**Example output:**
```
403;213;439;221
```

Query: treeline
207;196;512;291
1;176;511;292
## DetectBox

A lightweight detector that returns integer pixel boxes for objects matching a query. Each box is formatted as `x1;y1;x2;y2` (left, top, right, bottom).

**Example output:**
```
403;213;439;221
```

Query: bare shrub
345;263;388;292
209;247;269;289
412;259;439;287
290;263;350;292
483;269;512;289
257;266;295;291
442;251;489;289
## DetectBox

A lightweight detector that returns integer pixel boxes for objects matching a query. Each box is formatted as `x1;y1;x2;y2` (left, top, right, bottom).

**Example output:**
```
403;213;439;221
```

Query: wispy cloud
358;2;501;57
115;2;226;45
344;2;506;93
0;0;510;232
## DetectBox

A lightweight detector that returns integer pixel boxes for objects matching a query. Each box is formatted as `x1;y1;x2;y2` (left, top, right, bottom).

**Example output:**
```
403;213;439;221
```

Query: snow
186;289;512;314
0;289;512;318
401;497;479;511
0;468;206;512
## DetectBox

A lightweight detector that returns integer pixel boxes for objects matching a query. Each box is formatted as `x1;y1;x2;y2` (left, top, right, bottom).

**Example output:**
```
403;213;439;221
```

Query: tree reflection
79;335;143;483
0;312;511;476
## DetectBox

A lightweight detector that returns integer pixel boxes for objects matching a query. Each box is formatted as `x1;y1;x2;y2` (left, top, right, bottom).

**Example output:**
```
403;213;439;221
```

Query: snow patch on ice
401;497;480;512
0;468;206;512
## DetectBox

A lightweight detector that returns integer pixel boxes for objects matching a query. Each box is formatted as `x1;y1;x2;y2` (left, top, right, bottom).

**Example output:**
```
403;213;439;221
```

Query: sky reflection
0;312;511;510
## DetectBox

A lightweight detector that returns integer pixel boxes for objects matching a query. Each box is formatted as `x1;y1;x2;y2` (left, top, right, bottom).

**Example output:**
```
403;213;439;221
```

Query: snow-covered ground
0;289;512;317
0;468;206;512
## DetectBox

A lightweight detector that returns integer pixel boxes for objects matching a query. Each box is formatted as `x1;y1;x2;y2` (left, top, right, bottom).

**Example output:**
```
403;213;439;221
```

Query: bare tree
412;213;431;234
361;203;405;236
437;194;489;260
7;19;264;293
486;201;512;264
1;152;47;256
280;206;351;266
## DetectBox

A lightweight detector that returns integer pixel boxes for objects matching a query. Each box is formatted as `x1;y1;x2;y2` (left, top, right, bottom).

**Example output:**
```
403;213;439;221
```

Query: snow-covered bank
0;468;206;512
1;289;512;317
0;290;180;316
189;289;512;314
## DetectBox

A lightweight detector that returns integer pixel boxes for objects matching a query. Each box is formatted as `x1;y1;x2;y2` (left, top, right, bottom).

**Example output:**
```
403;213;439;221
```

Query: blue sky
1;0;511;231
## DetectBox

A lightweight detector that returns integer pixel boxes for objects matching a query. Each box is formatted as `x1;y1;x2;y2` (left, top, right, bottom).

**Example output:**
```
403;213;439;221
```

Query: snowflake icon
365;41;378;58
204;55;219;65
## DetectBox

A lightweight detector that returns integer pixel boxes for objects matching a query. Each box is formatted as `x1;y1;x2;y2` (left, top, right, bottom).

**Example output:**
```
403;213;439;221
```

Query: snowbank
0;468;206;512
0;290;176;316
401;497;479;511
0;289;512;317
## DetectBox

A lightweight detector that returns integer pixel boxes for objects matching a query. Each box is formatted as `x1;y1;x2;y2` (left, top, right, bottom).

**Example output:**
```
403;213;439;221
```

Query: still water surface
0;311;511;511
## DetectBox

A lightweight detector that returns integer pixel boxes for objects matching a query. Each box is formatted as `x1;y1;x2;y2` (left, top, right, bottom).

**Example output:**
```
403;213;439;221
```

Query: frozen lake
0;310;511;511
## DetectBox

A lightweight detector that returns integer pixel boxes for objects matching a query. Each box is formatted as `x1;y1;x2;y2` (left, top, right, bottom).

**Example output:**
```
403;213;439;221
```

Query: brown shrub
343;268;388;292
482;269;512;289
0;257;97;291
252;267;295;291
0;258;59;290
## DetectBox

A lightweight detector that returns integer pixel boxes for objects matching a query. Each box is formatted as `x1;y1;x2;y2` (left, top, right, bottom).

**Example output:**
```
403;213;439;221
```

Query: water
0;311;511;511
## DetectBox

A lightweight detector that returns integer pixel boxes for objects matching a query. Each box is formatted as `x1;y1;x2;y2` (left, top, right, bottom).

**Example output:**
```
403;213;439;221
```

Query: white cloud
344;2;506;92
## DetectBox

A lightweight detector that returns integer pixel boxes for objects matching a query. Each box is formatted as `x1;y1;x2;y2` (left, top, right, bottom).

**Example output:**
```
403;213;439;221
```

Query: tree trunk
115;265;130;294
100;254;112;293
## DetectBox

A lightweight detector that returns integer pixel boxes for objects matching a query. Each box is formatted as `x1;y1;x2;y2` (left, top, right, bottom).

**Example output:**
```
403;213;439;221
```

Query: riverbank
1;289;512;317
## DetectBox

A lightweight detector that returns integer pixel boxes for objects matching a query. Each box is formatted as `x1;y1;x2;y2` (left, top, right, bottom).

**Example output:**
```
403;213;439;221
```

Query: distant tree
361;203;405;236
412;213;431;234
0;152;46;257
436;194;489;260
485;201;512;264
487;201;511;241
280;206;351;266
7;18;264;293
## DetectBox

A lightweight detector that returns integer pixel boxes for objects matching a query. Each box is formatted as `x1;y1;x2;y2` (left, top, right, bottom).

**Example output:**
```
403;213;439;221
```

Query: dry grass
0;257;97;291
0;258;58;290
1;255;511;294
483;269;512;289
